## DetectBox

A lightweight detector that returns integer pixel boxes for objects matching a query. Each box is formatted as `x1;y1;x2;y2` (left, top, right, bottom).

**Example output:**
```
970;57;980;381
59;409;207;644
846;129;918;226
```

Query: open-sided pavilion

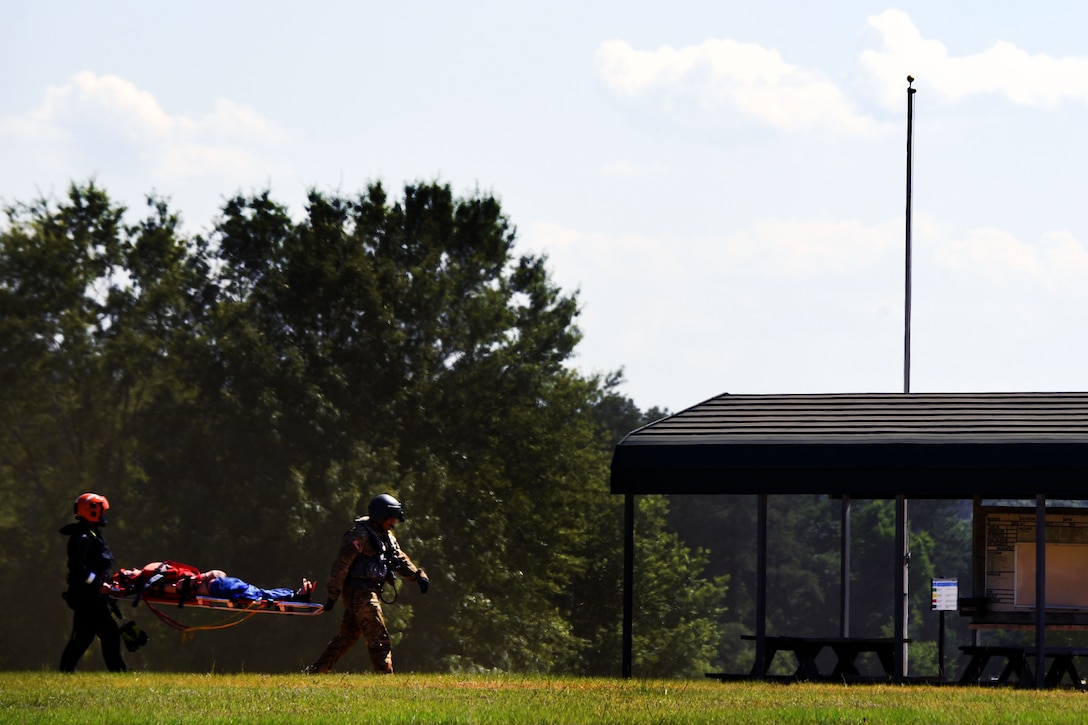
609;392;1088;687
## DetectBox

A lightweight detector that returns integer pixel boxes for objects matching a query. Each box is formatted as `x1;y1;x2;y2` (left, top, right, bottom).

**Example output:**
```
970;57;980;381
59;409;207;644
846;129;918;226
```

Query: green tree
0;183;216;666
1;184;134;663
2;180;728;676
632;495;728;677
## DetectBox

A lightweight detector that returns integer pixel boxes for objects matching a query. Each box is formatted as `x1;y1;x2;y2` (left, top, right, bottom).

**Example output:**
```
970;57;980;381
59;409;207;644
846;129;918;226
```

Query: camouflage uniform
306;516;425;674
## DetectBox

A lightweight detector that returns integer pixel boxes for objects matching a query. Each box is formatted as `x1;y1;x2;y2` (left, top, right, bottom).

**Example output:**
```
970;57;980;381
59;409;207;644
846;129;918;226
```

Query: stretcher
111;588;325;615
110;585;323;636
108;563;324;636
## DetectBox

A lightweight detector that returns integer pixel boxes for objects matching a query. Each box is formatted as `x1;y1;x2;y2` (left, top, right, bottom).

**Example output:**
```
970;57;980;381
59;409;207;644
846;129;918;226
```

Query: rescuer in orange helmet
59;493;126;672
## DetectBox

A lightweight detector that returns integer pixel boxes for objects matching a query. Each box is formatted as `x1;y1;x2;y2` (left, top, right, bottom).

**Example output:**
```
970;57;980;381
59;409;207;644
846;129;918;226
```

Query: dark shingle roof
610;392;1088;499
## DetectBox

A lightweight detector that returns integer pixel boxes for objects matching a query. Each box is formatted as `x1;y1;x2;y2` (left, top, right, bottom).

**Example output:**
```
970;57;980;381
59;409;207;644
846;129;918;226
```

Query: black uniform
59;519;125;672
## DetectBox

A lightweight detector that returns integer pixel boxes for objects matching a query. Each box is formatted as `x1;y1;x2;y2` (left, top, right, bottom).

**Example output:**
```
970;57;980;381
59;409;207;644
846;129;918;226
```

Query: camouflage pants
307;587;392;673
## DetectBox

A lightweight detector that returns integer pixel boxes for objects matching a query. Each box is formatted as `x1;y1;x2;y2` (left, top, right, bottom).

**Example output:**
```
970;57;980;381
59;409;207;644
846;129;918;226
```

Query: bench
958;645;1088;689
738;635;902;681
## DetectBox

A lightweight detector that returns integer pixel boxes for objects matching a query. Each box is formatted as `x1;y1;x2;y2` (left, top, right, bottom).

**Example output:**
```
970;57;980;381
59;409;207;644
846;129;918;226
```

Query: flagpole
895;75;917;683
904;75;916;395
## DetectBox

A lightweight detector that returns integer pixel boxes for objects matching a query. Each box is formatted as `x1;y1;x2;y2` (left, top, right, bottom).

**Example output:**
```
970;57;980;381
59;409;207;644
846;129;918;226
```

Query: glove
417;574;430;595
322;597;336;612
119;621;149;652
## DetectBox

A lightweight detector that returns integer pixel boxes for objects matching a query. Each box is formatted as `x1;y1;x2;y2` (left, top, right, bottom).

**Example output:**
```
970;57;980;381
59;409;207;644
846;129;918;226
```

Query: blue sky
5;2;1088;412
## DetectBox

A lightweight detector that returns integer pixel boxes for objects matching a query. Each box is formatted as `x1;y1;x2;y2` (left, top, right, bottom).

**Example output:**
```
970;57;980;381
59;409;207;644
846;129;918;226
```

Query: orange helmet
74;493;109;524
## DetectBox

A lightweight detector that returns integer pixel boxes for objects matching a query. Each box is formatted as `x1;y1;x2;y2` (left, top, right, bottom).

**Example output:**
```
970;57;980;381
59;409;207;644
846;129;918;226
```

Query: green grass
2;673;1088;724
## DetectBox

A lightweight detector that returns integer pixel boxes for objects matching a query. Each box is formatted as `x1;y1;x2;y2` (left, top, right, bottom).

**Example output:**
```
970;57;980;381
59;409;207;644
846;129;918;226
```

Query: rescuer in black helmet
368;493;405;522
304;493;429;674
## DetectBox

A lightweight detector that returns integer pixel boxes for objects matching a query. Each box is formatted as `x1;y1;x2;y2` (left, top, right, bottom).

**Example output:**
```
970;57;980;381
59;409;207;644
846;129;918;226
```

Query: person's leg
207;576;271;600
95;600;127;672
359;592;393;674
205;576;309;602
60;606;97;672
305;589;364;673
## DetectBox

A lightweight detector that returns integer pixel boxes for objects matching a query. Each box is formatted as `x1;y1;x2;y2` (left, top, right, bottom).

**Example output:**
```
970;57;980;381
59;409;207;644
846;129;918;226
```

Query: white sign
931;578;958;611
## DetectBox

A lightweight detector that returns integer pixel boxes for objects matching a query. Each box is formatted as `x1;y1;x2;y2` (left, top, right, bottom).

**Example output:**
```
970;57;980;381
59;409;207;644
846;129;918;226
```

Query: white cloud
935;226;1088;293
600;160;669;178
596;38;882;136
527;216;902;303
596;10;1088;137
862;9;1088;109
732;217;899;277
526;214;1088;405
524;216;906;403
528;215;1088;326
936;227;1042;279
1041;231;1088;284
2;71;288;181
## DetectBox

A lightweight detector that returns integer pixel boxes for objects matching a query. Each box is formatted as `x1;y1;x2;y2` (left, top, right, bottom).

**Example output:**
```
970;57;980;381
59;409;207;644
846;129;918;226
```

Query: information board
931;578;958;611
984;509;1088;612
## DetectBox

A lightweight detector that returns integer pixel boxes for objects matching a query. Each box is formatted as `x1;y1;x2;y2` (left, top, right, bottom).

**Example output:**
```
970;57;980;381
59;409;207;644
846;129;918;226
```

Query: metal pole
622;493;634;678
904;76;916;395
755;494;768;677
894;78;916;683
894;495;909;680
1035;495;1046;689
938;610;946;681
840;496;851;638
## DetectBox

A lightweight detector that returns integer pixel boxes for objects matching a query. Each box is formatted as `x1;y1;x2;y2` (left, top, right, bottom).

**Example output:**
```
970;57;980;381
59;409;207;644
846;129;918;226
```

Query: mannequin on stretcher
110;560;315;606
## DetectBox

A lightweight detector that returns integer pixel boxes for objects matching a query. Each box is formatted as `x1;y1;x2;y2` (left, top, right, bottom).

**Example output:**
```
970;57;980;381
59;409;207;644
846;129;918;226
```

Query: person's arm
388;534;429;593
67;532;98;586
323;529;361;608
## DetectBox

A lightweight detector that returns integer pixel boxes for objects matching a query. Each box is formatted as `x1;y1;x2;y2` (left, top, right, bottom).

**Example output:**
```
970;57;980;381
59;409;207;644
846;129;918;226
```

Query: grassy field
3;672;1088;724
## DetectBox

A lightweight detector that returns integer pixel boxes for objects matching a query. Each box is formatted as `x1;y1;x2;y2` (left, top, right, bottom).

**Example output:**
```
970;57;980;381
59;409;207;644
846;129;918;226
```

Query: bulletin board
984;509;1088;612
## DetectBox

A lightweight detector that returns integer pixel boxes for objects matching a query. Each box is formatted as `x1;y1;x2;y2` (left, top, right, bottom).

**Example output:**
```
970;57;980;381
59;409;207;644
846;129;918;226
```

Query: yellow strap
145;599;266;641
178;610;261;642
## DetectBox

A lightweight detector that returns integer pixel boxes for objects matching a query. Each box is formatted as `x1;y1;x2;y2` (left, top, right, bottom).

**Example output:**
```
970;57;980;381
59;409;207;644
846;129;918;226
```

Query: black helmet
368;494;405;522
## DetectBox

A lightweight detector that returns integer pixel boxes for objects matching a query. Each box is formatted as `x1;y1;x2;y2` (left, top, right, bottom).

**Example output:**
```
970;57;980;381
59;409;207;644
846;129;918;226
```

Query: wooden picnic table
740;635;901;681
958;645;1088;689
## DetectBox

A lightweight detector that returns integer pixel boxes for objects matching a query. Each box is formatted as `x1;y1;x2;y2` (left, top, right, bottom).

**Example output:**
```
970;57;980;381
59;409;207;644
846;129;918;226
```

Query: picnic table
738;635;902;681
958;645;1088;689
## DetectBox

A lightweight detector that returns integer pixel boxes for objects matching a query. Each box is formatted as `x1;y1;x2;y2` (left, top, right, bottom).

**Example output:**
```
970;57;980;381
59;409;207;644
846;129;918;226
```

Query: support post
971;496;983;647
840;495;851;638
755;494;768;677
1035;494;1046;689
938;610;946;681
894;495;909;680
622;493;634;678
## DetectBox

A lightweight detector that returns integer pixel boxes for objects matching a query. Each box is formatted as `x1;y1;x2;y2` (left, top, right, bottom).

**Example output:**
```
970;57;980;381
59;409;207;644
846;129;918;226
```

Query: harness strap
144;599;261;641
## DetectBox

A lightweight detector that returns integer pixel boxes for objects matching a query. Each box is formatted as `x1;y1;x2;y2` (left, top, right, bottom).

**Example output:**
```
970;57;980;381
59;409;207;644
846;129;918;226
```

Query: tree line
0;181;972;676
